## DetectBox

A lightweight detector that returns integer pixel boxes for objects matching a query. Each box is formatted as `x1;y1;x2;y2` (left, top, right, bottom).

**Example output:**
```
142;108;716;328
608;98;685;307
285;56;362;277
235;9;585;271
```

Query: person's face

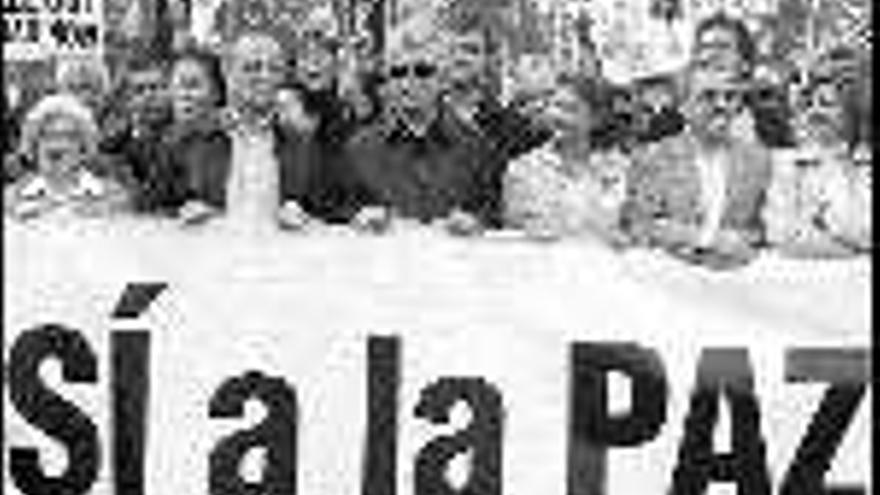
127;68;169;126
694;26;743;77
62;72;105;113
445;32;488;88
685;69;744;142
383;51;441;118
229;35;285;111
641;84;675;113
542;86;591;141
795;81;846;146
297;37;338;91
37;113;86;177
170;58;216;124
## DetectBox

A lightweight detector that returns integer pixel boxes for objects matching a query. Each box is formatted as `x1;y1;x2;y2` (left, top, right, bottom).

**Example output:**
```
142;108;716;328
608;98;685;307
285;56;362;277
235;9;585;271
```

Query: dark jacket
164;115;317;214
343;112;501;225
100;120;182;214
295;86;374;223
443;94;553;227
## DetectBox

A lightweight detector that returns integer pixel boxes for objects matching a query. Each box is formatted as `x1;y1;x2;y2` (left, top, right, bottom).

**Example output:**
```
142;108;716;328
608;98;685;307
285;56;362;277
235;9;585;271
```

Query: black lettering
568;342;668;495
670;349;771;495
414;378;504;495
49;19;69;46
7;325;100;494
780;348;870;495
362;336;400;495
111;332;151;495
209;371;298;495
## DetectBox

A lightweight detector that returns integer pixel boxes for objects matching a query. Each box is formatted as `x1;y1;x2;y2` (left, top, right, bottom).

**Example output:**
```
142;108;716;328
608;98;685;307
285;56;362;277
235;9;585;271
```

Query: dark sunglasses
696;87;742;105
386;62;438;80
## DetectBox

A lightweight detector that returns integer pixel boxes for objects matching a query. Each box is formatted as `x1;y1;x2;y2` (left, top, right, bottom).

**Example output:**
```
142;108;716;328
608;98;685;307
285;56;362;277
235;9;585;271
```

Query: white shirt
224;125;280;234
695;149;729;246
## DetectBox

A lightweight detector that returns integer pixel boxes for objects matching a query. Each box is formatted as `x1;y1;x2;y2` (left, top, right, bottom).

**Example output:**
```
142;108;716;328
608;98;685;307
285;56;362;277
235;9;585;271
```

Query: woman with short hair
503;80;630;244
5;94;130;221
763;68;872;258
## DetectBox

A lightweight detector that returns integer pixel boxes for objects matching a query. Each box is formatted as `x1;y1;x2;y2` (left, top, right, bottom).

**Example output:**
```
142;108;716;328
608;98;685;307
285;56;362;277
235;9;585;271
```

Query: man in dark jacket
440;30;552;226
99;53;179;214
342;32;499;235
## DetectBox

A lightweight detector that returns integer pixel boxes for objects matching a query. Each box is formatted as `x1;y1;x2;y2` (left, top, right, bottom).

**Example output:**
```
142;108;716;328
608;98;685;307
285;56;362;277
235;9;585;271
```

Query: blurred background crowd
2;0;873;269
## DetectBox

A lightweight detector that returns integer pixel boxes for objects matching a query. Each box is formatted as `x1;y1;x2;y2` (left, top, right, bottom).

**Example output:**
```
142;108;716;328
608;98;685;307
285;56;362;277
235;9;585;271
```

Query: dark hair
171;45;228;108
694;12;756;74
123;43;169;75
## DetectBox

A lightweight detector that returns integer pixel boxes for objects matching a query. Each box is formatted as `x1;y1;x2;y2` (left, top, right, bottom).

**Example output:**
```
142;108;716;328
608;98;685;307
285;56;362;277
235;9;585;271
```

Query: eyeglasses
386;62;438;81
695;87;742;106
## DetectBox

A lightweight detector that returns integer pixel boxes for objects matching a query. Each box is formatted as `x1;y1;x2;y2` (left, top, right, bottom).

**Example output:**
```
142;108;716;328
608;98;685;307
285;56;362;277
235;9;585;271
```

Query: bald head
226;32;286;114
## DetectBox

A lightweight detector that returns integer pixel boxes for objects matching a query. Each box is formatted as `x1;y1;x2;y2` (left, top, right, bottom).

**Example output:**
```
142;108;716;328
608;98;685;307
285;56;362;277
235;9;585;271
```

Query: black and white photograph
3;0;872;493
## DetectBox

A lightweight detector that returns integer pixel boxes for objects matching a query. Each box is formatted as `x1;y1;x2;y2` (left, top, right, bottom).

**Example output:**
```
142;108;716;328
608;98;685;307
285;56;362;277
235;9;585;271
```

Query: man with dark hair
99;48;178;214
692;12;794;148
693;13;757;78
622;65;772;270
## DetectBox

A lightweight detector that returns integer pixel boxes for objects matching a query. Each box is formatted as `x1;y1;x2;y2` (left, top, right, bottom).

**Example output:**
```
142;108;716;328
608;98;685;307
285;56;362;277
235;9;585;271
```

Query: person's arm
765;155;863;258
90;179;132;217
820;168;873;253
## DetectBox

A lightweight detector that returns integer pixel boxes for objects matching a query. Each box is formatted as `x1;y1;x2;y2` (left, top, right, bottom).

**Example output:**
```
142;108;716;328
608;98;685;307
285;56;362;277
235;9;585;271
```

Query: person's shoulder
346;120;388;151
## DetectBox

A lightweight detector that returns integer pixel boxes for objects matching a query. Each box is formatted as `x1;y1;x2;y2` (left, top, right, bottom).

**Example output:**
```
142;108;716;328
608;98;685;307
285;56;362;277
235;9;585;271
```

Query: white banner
3;0;105;61
3;220;872;494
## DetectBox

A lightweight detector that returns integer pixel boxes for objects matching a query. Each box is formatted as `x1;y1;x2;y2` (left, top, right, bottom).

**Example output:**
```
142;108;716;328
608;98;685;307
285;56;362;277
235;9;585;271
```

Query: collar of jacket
378;109;465;147
219;107;278;135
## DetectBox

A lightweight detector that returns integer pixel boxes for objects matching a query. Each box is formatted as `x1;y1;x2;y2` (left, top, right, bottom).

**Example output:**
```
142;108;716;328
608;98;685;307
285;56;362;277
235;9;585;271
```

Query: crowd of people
3;10;873;270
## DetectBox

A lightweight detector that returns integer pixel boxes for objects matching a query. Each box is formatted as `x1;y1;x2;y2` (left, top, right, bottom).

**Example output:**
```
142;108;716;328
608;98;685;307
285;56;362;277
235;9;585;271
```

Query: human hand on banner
352;206;393;234
179;200;219;226
276;89;318;134
277;201;312;231
666;227;758;271
434;210;483;238
7;200;53;223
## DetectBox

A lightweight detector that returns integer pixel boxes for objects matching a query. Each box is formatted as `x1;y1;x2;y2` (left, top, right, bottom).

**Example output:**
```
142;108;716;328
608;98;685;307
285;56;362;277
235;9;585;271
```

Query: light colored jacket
503;142;629;241
763;148;872;257
621;133;772;247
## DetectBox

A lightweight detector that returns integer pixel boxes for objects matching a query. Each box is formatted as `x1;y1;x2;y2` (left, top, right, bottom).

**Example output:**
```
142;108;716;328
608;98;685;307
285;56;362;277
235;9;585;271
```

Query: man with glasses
621;65;772;270
691;12;794;148
342;29;498;235
178;31;319;232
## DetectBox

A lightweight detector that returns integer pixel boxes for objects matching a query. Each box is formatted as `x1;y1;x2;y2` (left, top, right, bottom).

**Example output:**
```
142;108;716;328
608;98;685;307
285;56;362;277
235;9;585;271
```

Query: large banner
3;0;105;61
3;221;872;494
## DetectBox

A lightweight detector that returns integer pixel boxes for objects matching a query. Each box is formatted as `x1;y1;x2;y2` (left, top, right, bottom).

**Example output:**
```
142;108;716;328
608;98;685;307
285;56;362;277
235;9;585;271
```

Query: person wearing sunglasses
763;69;872;258
621;65;772;270
342;28;497;235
